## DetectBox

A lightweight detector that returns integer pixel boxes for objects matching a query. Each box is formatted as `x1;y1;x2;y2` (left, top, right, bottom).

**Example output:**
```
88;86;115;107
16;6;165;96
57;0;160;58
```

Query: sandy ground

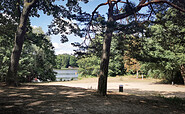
0;76;185;114
35;76;185;98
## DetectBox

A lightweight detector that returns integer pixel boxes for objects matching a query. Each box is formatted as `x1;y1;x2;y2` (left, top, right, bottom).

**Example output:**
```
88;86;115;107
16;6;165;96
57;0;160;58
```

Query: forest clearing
1;0;185;113
1;76;185;114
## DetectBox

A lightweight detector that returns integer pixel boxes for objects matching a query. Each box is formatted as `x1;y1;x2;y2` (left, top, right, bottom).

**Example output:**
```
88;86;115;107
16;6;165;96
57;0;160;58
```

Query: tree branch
147;10;153;20
24;0;38;9
89;2;108;25
138;0;147;6
16;0;21;18
149;3;157;15
139;0;185;13
112;0;127;4
118;1;127;4
114;0;185;20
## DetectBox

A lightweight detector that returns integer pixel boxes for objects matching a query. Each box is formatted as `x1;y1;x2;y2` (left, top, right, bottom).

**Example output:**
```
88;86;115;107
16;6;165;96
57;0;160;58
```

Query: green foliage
61;54;70;68
76;34;126;77
55;54;78;69
69;55;77;67
22;32;56;82
0;16;15;81
77;56;100;77
0;0;89;84
0;26;56;82
138;8;185;84
109;35;125;76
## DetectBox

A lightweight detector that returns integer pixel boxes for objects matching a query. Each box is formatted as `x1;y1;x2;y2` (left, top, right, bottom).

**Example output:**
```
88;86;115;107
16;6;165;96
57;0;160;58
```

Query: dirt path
34;76;185;98
0;76;185;114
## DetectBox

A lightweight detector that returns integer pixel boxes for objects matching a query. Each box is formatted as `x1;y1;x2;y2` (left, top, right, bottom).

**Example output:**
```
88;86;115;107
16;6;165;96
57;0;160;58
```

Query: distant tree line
54;54;78;69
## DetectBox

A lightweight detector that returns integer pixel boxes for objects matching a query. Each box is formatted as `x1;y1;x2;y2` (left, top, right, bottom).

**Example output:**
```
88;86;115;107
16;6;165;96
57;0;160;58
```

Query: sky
30;0;140;55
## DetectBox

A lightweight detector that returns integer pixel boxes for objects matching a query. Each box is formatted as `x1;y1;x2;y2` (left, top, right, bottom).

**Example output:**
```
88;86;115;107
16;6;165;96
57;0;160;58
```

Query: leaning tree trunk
6;1;36;86
97;3;114;96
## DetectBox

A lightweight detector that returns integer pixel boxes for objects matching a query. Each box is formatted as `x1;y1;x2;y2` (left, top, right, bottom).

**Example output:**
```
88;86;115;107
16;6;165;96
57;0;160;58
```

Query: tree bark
180;64;185;84
97;27;112;96
97;2;114;96
6;1;37;86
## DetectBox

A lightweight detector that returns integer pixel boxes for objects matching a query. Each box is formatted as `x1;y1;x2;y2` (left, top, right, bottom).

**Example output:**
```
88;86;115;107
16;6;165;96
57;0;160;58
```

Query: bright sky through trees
30;0;139;55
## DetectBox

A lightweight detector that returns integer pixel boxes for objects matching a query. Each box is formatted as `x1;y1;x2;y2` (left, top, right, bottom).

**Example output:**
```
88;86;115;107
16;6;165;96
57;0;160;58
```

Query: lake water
54;69;78;81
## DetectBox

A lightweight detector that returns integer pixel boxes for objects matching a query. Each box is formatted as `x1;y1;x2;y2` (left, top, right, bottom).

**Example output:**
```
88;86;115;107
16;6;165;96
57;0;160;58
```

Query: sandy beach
34;76;185;98
1;76;185;114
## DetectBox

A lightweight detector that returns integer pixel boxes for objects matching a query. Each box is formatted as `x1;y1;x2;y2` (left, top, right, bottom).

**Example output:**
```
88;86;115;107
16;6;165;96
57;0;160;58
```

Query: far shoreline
54;68;79;70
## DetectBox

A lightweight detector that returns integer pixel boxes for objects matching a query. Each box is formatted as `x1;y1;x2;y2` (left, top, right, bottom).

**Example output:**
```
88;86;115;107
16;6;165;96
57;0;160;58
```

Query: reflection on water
54;69;78;81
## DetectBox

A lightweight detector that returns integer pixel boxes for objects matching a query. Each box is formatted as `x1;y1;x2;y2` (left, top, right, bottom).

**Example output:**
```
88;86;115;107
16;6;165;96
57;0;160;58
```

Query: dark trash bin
119;85;123;92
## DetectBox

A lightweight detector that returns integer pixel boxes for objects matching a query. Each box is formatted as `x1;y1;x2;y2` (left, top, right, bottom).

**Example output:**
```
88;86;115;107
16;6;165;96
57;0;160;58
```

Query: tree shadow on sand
0;84;185;114
108;88;185;99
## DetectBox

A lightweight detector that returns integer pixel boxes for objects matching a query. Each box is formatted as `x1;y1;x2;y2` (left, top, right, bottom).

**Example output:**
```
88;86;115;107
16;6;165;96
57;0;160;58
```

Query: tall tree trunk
180;64;185;84
97;27;113;96
6;1;36;86
98;2;114;96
